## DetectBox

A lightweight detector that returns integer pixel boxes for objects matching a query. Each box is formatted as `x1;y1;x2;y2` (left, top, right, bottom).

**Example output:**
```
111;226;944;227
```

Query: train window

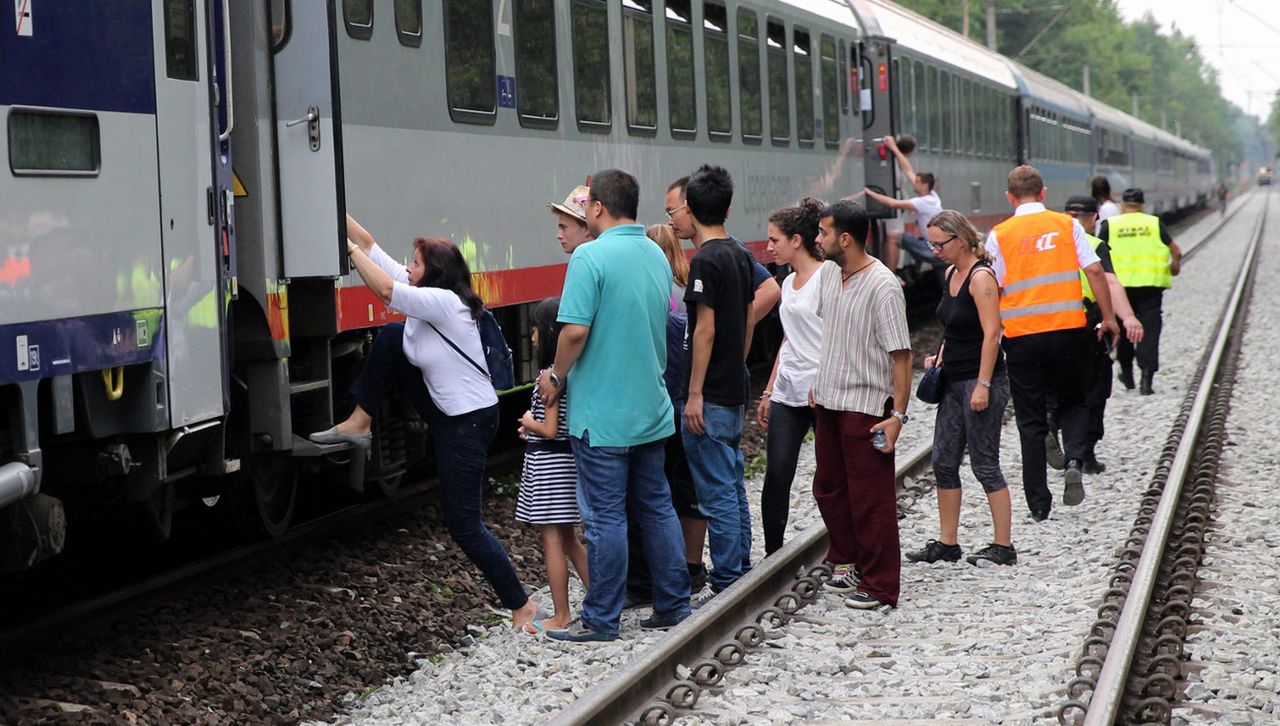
738;8;763;142
445;0;497;123
395;0;422;47
343;0;373;40
793;26;814;146
891;58;902;129
572;0;612;130
911;61;931;149
704;2;732;139
926;65;938;151
767;18;789;144
623;0;658;134
939;71;951;153
899;59;913;137
514;0;559;127
9;110;100;176
820;35;839;148
839;41;848;114
667;0;697;138
163;0;199;80
963;80;974;155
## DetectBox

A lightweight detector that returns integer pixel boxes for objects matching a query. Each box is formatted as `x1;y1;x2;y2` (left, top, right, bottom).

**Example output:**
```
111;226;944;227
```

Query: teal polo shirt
557;223;675;447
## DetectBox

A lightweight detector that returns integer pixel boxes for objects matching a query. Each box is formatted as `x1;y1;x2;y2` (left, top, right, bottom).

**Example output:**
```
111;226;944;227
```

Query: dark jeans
1116;288;1164;374
1083;335;1113;448
932;373;1010;493
812;405;900;607
627;409;703;598
761;401;815;555
1003;328;1091;516
572;432;690;635
352;323;527;610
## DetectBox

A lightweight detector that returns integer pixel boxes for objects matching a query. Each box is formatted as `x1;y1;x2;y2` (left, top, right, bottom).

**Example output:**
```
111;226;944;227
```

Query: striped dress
515;381;580;524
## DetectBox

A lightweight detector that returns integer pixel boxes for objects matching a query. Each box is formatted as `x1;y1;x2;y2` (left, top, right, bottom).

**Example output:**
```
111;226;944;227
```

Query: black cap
1122;188;1145;204
1064;195;1098;214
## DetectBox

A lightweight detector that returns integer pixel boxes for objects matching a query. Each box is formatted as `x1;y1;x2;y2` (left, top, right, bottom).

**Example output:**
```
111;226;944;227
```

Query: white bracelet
977;379;992;388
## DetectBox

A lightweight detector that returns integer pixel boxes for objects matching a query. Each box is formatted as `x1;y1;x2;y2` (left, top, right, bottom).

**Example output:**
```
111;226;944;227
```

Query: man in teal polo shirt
536;168;691;641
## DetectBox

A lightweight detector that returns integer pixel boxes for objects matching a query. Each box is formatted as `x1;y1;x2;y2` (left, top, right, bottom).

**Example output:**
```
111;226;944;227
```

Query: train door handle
285;105;322;152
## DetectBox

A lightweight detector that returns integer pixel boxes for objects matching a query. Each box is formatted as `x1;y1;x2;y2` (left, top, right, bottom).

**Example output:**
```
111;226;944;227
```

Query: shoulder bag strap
426;321;492;380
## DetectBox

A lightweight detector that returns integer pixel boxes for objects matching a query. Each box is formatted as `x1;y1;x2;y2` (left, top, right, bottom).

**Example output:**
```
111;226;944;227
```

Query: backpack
427;308;515;391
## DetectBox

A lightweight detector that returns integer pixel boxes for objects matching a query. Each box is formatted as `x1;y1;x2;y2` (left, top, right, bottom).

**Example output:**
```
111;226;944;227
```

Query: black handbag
916;343;945;404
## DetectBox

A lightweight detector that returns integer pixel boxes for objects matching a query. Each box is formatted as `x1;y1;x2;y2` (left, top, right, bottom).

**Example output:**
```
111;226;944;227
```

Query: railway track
1059;192;1269;725
544;192;1268;726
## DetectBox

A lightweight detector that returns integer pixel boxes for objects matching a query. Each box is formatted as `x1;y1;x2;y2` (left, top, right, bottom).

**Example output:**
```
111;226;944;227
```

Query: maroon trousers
812;405;901;606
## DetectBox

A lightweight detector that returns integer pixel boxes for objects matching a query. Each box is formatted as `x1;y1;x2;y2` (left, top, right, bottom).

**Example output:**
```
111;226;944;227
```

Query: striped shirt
813;259;911;416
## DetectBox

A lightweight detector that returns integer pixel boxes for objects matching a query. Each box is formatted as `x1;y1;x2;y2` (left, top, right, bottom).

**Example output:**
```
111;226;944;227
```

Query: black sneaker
905;539;962;563
1063;459;1085;506
1031;508;1050;522
1139;370;1154;396
825;563;862;593
1082;452;1106;474
622;590;651;610
966;543;1017;566
844;591;889;610
640;610;688;630
1118;365;1135;390
1045;431;1066;470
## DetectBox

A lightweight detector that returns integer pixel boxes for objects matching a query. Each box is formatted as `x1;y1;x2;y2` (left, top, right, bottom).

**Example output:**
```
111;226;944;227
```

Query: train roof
777;0;862;30
1008;62;1092;119
852;0;1018;89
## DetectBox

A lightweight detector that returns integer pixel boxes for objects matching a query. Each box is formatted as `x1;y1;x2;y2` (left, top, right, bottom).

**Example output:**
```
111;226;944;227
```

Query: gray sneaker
690;584;718;610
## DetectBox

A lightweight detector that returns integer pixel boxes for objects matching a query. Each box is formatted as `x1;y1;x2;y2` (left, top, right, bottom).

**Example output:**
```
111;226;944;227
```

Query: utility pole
1082;64;1091;97
986;0;996;51
962;0;970;39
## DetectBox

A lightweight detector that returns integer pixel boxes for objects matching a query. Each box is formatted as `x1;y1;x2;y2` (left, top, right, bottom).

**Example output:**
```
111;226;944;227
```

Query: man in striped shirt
811;200;913;610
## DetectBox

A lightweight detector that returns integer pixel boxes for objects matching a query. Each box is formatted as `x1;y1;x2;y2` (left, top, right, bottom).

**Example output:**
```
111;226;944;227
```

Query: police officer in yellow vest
985;167;1119;520
1058;195;1144;474
1098;188;1181;395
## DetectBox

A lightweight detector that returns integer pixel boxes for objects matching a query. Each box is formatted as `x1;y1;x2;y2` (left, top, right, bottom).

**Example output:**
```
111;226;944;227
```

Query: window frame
342;0;373;40
162;0;200;81
622;0;658;136
702;0;733;141
8;108;102;177
736;7;763;144
571;0;613;133
666;0;697;139
792;24;814;147
394;0;423;47
443;0;498;125
819;33;839;149
766;16;789;146
513;0;560;129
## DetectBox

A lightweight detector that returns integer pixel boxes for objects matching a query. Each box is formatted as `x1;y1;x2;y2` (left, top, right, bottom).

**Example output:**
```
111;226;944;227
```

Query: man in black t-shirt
681;165;755;607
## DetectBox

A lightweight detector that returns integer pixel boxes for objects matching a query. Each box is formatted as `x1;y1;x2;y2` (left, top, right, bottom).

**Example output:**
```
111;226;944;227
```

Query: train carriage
0;0;1214;572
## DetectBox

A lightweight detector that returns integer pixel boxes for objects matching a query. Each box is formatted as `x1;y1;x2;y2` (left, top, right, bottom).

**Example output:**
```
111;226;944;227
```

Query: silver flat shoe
309;426;372;448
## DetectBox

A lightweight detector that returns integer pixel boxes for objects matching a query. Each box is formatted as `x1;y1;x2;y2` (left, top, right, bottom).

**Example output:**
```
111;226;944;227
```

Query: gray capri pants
931;371;1011;493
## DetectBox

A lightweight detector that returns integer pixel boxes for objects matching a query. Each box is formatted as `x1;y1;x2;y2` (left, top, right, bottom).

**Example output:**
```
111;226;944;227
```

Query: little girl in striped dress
517;298;589;633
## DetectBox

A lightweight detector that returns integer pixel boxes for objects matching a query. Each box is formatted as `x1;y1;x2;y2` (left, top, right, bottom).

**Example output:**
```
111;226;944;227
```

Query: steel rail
548;440;934;726
1082;193;1268;725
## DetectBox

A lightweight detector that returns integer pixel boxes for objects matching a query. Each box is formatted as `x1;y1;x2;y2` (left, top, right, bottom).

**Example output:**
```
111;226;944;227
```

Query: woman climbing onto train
905;210;1015;567
311;214;540;628
756;198;825;557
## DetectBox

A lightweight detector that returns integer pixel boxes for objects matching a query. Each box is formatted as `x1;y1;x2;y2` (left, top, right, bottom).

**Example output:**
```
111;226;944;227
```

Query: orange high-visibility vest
992;210;1086;338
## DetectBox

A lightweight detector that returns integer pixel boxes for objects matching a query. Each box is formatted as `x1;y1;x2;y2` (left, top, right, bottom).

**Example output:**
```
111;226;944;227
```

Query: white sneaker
690;584;718;610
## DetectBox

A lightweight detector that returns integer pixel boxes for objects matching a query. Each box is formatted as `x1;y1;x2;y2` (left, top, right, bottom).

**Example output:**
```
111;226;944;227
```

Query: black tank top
936;261;1004;381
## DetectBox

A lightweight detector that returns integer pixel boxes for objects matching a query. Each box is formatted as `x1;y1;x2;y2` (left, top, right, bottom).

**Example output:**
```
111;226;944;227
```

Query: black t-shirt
682;238;755;406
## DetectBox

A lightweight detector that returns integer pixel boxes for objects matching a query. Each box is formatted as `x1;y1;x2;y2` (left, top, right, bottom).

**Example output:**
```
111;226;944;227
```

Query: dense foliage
896;0;1271;180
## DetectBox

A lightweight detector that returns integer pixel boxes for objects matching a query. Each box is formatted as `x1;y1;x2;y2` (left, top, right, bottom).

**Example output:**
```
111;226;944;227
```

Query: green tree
1268;90;1280;151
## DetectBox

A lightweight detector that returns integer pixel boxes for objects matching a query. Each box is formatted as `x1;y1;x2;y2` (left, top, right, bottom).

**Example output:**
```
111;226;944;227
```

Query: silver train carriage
0;0;1212;569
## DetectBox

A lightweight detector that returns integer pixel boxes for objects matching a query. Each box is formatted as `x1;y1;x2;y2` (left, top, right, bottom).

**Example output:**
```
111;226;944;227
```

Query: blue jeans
682;402;750;591
571;431;691;635
352;323;527;610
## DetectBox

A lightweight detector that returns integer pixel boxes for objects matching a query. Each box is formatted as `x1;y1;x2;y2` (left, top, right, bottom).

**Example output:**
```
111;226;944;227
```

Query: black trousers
1116;288;1164;373
1004;328;1091;515
1082;334;1113;448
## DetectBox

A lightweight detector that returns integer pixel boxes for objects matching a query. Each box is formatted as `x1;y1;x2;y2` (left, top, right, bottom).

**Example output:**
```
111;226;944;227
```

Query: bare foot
511;600;537;629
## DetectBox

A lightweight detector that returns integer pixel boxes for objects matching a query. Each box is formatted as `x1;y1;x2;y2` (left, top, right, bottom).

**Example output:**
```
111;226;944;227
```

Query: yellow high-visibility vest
1107;211;1172;289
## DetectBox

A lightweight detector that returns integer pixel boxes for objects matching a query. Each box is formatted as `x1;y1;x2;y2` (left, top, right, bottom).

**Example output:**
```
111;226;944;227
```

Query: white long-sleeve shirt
369;243;497;416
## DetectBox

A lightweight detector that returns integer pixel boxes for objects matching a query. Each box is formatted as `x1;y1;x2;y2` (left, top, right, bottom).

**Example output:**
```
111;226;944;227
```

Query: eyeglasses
928;235;957;252
664;203;687;219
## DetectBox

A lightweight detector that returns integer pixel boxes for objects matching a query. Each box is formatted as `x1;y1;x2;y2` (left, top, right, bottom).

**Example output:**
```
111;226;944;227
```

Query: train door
151;0;230;426
270;1;345;279
858;36;897;218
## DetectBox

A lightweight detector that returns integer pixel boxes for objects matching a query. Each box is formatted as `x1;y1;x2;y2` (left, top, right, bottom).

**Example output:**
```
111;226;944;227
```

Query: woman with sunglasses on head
906;210;1016;567
756;198;825;556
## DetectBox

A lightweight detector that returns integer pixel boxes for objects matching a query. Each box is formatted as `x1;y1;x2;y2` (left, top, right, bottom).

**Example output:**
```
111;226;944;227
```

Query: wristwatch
890;410;910;425
548;368;565;389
